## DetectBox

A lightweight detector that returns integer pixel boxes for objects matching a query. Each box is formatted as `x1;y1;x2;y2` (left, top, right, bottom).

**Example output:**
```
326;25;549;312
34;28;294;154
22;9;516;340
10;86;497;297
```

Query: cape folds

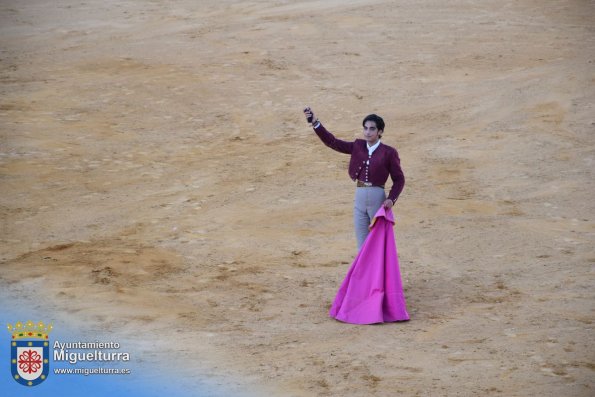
329;206;409;324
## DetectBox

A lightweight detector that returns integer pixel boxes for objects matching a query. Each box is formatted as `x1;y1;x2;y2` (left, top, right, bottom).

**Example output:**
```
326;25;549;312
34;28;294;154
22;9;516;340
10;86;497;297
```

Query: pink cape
329;207;410;324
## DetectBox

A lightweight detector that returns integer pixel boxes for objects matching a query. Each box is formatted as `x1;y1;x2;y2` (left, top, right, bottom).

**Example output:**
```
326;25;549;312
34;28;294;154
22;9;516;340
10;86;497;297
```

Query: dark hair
362;114;385;132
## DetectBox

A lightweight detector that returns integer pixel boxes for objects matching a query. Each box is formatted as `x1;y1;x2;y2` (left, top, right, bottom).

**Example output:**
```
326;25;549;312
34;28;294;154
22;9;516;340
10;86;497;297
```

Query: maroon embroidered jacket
314;123;405;203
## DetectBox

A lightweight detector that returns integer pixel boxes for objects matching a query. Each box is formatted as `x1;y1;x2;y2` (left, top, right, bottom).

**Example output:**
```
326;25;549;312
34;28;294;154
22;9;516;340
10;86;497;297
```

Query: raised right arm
313;122;354;154
304;107;354;154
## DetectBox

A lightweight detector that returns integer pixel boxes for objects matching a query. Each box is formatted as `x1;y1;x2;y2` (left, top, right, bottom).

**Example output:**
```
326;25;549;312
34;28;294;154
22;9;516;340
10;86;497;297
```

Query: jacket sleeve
387;148;405;203
313;123;354;154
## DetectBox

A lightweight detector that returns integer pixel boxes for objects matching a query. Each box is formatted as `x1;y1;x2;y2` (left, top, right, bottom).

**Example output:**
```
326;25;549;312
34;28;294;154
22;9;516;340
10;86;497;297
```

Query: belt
356;180;384;189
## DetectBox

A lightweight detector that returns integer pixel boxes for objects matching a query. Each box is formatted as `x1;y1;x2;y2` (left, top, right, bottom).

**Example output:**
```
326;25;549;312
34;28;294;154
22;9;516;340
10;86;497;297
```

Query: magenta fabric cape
329;207;409;324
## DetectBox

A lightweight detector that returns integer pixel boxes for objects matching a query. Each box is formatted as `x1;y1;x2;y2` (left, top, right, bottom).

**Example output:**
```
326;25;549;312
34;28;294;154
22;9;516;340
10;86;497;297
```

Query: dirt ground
1;1;594;396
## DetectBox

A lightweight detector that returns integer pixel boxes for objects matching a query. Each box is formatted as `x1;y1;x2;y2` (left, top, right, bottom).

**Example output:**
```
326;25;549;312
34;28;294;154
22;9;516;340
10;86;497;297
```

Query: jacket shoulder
380;142;397;153
353;139;367;150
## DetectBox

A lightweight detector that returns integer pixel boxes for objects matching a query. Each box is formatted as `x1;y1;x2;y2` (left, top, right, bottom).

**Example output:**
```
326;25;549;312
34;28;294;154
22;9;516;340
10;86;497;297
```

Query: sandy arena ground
1;1;594;396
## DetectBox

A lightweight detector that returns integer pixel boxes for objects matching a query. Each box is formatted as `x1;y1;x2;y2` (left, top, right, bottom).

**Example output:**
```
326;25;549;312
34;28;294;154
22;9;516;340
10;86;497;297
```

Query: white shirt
367;140;381;156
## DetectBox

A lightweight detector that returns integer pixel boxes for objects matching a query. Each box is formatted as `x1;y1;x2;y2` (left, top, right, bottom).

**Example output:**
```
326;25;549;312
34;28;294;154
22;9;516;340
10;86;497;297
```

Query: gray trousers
354;186;386;250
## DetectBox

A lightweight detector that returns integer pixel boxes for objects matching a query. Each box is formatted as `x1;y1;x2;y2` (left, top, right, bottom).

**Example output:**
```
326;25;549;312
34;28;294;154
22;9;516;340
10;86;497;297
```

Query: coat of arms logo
7;320;52;386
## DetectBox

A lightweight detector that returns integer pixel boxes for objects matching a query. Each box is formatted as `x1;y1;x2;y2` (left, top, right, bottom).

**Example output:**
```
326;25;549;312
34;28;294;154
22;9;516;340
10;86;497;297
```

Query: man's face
363;121;381;145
